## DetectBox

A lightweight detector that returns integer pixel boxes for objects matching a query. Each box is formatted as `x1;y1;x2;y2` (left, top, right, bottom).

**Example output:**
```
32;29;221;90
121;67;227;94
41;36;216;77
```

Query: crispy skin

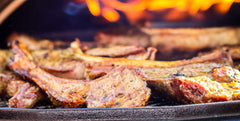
9;40;151;108
141;27;239;52
95;26;151;48
9;41;90;108
8;82;44;108
86;66;150;108
71;40;233;68
148;66;240;104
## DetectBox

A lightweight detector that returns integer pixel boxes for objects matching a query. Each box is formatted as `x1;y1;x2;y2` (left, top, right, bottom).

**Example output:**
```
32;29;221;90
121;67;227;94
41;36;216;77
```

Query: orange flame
84;0;240;22
85;0;101;16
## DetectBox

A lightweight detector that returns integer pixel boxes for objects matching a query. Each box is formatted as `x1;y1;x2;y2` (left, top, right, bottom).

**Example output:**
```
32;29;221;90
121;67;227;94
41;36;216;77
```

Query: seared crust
0;72;46;108
8;82;44;108
31;49;86;79
148;66;240;104
86;62;230;80
86;66;150;108
9;40;90;108
85;48;232;80
6;80;25;97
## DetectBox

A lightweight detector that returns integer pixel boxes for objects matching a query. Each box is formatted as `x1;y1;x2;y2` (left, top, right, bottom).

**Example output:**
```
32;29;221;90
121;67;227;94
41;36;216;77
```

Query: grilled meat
30;45;156;79
85;45;146;57
86;45;157;60
86;66;150;108
95;26;151;48
96;27;239;52
31;49;86;79
86;62;230;80
9;40;150;108
126;47;157;60
0;72;23;97
72;40;232;68
0;49;86;80
6;80;25;97
148;66;240;104
8;82;45;108
7;33;92;50
0;72;46;108
141;27;239;52
95;27;239;60
7;32;54;50
9;41;89;108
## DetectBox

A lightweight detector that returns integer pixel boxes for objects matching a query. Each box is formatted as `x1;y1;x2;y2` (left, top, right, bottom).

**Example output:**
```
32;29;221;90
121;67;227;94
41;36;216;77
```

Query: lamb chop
71;40;232;68
85;45;157;60
86;62;230;80
9;41;89;108
86;66;150;108
96;27;239;52
85;46;232;79
148;66;240;104
85;45;146;57
9;40;151;108
7;32;55;50
31;49;86;80
31;45;156;79
95;27;239;60
0;44;156;80
83;51;240;104
8;81;45;108
141;27;239;52
0;72;45;108
95;26;151;48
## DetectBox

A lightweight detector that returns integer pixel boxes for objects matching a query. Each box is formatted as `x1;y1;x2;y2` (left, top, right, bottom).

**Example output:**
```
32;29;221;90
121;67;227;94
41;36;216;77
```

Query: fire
84;0;240;22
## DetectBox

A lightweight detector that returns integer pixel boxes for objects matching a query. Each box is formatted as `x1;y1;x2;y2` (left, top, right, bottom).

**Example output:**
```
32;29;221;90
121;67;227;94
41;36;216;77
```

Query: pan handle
0;0;26;25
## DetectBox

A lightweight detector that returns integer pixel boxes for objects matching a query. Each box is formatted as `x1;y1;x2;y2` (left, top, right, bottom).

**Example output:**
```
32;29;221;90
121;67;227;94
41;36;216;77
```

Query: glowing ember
83;0;240;22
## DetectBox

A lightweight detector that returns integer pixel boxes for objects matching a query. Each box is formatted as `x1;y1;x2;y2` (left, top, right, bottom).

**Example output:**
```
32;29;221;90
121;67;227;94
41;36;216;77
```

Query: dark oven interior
1;0;240;49
1;0;240;110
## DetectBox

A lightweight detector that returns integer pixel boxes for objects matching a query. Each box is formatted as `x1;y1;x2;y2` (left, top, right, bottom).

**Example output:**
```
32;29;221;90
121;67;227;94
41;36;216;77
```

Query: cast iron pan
1;100;240;120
